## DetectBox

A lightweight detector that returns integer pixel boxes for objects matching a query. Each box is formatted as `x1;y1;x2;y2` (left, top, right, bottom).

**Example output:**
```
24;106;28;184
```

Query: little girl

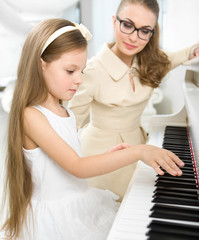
1;18;184;240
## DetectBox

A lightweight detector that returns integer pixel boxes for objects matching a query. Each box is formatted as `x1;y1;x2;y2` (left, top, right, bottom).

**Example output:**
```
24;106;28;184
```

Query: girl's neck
111;44;134;67
41;101;69;118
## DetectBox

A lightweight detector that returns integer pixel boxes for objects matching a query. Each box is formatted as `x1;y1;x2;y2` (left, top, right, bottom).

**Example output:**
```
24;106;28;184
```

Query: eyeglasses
116;16;154;41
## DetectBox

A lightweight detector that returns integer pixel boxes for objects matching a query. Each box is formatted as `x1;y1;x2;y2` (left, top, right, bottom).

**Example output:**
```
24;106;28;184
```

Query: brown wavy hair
2;18;87;239
117;0;171;88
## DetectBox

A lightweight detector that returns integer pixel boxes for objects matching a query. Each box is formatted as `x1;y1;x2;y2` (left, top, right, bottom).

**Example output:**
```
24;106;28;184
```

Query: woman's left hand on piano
137;145;185;176
190;46;199;59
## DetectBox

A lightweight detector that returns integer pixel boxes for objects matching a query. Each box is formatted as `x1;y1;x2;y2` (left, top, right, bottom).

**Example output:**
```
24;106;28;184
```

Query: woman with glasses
69;0;199;201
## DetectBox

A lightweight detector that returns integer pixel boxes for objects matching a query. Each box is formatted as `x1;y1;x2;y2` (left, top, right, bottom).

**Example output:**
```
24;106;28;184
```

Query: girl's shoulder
24;106;49;127
25;105;74;123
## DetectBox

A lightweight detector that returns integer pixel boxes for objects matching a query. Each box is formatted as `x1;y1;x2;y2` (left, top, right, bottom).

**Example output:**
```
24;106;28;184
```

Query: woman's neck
111;44;134;67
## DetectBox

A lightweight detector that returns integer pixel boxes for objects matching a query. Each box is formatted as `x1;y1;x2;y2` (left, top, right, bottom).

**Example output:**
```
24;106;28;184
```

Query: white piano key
107;162;156;240
107;161;199;240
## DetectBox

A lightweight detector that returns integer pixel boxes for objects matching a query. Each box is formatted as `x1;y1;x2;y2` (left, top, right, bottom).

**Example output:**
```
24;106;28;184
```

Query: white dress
20;105;119;240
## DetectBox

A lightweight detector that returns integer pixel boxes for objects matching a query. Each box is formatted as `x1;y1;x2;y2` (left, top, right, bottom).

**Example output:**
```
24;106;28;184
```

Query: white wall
0;0;80;86
162;0;199;51
80;0;121;58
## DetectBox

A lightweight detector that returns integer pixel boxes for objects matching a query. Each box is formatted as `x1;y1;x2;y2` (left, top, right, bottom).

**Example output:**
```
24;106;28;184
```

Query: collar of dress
97;42;138;82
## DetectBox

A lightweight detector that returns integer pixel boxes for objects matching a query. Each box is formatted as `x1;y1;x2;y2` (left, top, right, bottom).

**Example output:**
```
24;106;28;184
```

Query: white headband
41;23;92;55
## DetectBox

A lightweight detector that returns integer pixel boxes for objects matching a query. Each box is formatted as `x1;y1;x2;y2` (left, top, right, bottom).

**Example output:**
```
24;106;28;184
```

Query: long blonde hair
2;18;87;239
117;0;171;88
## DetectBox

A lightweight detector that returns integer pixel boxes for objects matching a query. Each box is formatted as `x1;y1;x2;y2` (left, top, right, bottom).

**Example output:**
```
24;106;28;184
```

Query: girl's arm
24;107;184;179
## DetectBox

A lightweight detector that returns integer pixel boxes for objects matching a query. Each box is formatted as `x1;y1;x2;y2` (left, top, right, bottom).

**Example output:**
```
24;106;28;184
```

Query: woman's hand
108;143;131;152
137;144;184;176
190;47;199;59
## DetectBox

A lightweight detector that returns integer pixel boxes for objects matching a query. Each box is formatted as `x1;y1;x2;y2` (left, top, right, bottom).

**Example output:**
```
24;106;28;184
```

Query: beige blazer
68;42;198;200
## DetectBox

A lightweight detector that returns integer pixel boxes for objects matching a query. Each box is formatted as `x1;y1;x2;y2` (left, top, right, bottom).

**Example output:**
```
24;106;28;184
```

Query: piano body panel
107;59;199;240
184;69;199;170
148;105;187;134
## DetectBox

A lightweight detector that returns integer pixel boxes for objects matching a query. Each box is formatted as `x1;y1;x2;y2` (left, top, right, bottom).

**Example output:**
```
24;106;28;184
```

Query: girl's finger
167;151;184;167
157;157;183;176
151;161;165;175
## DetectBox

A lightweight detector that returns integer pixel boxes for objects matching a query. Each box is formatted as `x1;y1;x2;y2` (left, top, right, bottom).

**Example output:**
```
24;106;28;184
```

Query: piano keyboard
107;126;199;240
147;125;199;240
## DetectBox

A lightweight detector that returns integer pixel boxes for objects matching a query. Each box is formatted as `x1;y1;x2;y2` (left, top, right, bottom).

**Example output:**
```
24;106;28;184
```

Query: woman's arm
168;43;199;69
190;47;199;60
24;107;184;179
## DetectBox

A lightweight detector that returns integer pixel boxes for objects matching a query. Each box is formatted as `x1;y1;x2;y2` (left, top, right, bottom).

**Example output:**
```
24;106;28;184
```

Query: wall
0;0;80;86
80;0;121;58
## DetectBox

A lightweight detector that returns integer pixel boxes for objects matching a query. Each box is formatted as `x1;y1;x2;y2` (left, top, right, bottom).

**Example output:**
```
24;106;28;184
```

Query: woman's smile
123;41;138;50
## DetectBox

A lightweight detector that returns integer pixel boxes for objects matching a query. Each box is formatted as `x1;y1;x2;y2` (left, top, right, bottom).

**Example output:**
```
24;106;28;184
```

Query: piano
107;57;199;240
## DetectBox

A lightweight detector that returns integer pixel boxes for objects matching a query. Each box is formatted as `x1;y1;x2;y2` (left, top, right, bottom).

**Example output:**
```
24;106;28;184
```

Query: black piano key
147;220;199;237
164;130;188;136
161;172;195;177
145;125;199;240
150;204;199;222
164;134;188;138
163;143;190;148
156;178;197;186
153;190;199;200
165;126;187;131
159;166;194;174
155;178;196;185
154;186;199;194
180;168;195;174
163;140;189;145
147;231;199;240
153;195;199;206
163;145;191;151
167;149;190;154
163;140;189;146
172;154;192;160
163;142;189;146
164;139;189;143
164;152;192;158
164;133;188;138
180;166;194;170
174;154;192;158
154;186;198;193
156;173;196;181
179;163;193;168
155;180;197;189
165;125;187;129
158;173;196;180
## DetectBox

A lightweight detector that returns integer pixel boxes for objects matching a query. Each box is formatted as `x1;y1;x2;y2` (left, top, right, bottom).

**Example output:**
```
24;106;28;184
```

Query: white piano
107;57;199;240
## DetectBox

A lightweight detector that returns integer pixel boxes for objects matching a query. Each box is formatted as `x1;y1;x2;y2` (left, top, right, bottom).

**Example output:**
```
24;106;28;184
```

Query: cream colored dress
68;42;198;200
